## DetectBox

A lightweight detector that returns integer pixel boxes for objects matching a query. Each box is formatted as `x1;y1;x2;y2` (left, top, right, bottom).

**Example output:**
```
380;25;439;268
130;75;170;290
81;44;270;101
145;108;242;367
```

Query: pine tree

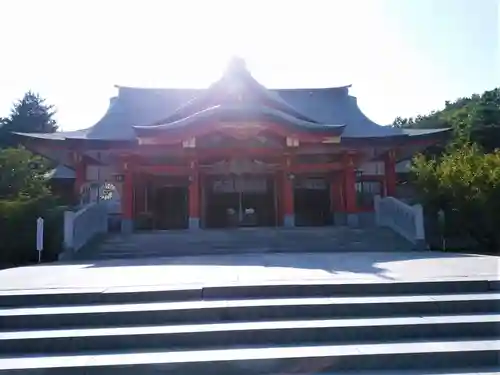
0;91;57;147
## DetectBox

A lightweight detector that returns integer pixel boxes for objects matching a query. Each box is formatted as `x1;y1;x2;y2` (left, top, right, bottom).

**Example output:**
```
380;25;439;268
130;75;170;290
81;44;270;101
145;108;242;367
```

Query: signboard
295;178;328;190
36;217;44;263
213;177;267;193
216;122;265;139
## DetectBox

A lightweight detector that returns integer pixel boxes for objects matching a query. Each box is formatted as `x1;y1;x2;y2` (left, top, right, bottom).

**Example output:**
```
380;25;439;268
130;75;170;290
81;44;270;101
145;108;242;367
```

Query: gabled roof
14;59;449;143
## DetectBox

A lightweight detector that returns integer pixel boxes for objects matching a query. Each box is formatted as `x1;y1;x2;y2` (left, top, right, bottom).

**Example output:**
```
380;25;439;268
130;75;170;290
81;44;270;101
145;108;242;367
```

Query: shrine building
16;59;448;232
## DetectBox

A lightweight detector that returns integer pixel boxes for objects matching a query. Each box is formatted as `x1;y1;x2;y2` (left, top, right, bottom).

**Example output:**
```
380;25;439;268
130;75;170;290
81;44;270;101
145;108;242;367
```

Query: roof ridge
114;85;353;92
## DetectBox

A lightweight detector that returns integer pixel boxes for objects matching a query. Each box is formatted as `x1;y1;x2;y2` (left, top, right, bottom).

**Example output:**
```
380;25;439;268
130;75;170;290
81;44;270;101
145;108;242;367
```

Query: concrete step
0;339;498;374
2;293;499;330
0;279;496;307
1;314;498;354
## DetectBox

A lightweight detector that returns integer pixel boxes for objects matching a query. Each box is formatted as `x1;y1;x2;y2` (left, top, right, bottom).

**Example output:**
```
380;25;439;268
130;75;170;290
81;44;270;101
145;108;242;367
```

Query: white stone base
346;213;359;227
121;218;133;234
283;214;295;227
189;217;200;230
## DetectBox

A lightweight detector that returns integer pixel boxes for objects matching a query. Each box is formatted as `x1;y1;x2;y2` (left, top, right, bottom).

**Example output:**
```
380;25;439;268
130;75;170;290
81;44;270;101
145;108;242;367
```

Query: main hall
16;58;447;232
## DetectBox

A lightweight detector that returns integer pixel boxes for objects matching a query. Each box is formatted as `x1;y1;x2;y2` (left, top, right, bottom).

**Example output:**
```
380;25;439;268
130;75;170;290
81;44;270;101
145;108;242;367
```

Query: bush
0;196;67;266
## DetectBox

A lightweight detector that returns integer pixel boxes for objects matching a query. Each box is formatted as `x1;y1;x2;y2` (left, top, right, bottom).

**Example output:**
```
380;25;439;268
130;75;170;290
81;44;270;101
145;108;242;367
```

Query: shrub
0;196;67;266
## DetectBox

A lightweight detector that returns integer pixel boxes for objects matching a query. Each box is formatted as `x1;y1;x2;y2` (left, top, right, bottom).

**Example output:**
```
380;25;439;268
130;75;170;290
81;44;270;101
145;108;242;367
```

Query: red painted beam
137;120;338;145
196;148;283;159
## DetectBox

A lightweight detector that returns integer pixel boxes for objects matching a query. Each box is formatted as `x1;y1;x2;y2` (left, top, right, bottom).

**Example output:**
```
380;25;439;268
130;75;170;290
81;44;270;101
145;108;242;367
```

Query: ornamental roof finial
225;56;248;76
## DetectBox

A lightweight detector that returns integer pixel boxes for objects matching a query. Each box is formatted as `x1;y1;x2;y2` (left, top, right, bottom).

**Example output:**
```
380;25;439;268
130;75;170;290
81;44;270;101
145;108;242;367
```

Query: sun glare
0;0;496;131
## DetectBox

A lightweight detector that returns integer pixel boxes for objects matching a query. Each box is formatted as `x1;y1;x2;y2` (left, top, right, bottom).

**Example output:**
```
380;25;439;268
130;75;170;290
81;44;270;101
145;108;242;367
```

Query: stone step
0;339;498;374
1;314;498;355
2;293;498;330
0;279;496;307
82;227;415;260
93;247;412;259
317;372;500;375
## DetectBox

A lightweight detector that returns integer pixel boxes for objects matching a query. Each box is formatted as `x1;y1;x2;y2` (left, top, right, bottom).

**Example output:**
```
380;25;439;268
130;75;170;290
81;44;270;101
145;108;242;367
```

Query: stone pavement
0;251;497;292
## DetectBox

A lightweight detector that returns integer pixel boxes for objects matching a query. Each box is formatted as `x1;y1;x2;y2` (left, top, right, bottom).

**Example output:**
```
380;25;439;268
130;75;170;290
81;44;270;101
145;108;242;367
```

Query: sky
0;0;498;131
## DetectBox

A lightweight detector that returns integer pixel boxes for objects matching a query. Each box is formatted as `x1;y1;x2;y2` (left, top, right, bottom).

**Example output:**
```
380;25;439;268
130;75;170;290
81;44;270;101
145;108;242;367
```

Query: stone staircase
78;227;415;260
0;279;498;373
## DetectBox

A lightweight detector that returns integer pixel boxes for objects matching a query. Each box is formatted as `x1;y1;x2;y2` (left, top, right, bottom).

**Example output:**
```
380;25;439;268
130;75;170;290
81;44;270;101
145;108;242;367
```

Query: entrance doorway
153;186;188;229
294;177;332;226
205;175;277;228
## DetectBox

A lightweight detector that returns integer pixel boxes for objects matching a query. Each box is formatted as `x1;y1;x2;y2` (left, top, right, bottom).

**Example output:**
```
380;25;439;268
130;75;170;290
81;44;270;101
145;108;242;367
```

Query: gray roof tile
44;164;75;179
134;104;345;136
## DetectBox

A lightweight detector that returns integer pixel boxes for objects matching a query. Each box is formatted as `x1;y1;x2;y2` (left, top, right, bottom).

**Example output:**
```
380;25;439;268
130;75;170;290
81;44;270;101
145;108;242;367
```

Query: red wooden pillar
121;161;134;233
188;161;200;229
73;152;86;204
343;153;358;226
385;150;397;197
330;174;342;225
134;174;145;214
282;171;295;227
274;172;283;226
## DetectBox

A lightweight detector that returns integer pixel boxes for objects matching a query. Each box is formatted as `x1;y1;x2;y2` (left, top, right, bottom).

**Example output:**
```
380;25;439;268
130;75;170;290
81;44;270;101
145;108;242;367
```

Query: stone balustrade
62;203;108;257
374;195;426;249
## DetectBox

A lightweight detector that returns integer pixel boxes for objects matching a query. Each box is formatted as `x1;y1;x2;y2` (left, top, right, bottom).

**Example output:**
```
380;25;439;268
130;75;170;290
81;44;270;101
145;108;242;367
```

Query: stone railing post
413;203;426;249
374;195;382;226
63;210;76;252
101;204;109;233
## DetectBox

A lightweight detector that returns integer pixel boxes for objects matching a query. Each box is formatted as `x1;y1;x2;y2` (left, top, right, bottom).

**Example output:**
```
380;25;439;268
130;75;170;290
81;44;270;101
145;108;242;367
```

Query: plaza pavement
0;251;498;294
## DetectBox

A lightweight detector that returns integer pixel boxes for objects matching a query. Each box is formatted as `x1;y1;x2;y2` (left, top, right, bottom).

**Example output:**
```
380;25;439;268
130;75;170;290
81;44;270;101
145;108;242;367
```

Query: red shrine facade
17;59;448;232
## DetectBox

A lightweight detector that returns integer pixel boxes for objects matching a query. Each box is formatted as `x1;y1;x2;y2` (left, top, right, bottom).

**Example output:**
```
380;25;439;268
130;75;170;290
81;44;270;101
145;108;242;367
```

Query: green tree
412;143;500;252
0;91;57;147
393;88;500;152
0;148;51;200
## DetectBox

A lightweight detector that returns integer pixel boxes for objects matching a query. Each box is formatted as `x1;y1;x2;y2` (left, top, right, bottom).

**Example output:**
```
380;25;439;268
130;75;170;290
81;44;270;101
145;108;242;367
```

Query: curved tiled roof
134;104;345;136
276;88;404;138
